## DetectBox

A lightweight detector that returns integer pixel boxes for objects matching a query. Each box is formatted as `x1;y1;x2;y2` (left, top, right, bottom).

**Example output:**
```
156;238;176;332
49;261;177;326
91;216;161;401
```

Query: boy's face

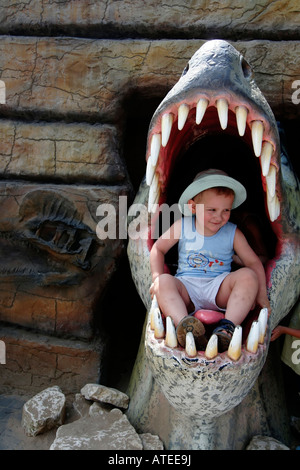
189;188;234;236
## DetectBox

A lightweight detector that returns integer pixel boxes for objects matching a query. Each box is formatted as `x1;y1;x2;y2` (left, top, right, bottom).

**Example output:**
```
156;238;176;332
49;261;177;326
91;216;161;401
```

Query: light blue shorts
176;272;230;313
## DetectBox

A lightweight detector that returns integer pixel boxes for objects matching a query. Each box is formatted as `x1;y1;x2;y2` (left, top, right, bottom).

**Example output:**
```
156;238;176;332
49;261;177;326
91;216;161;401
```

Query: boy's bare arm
150;218;182;282
233;228;270;313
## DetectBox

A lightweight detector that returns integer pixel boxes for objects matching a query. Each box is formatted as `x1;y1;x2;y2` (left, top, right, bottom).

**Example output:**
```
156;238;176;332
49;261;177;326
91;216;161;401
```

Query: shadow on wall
96;91;163;389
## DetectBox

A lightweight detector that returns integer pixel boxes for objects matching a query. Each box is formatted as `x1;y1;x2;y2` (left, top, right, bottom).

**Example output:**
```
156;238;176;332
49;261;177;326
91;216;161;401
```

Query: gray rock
139;433;164;450
22;386;66;437
246;435;290;450
50;408;143;450
80;383;129;409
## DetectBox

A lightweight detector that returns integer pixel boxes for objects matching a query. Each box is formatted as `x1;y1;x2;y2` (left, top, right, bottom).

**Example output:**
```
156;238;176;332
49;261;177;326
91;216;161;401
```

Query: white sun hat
178;169;247;216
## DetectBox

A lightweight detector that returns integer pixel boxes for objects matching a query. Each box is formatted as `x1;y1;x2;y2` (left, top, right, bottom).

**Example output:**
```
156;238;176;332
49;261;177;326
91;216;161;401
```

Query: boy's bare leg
152;274;193;327
216;267;259;325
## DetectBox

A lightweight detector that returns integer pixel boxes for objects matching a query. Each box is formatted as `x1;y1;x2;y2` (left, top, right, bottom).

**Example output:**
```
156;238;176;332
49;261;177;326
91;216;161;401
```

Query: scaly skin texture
126;40;300;449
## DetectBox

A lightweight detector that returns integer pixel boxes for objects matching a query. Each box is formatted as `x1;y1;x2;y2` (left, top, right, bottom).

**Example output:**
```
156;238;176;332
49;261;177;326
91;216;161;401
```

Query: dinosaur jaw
146;298;269;419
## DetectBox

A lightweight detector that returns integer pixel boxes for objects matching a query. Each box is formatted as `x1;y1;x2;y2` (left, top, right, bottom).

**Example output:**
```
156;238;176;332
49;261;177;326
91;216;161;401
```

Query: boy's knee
240;268;259;289
153;273;172;292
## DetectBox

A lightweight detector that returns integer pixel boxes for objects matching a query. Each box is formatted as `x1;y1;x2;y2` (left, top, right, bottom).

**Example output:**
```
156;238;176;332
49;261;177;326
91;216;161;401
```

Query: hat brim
178;174;247;216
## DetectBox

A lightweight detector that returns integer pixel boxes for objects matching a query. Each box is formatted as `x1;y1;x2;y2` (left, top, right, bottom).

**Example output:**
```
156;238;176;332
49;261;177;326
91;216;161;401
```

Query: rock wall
0;0;299;395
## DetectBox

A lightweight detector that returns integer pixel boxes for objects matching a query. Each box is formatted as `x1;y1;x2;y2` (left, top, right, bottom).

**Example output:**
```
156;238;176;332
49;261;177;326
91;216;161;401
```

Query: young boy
150;169;270;352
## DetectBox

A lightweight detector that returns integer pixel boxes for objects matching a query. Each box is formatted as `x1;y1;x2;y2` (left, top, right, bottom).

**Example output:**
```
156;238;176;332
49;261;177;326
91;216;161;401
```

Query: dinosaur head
127;40;300;418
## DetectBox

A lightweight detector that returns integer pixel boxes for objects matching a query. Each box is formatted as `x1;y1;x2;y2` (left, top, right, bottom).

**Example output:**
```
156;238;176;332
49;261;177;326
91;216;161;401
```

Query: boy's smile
189;188;234;236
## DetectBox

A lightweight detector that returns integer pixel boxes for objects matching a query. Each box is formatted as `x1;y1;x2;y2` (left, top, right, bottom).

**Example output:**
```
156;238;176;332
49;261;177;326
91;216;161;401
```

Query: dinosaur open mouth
143;64;281;362
146;96;280;223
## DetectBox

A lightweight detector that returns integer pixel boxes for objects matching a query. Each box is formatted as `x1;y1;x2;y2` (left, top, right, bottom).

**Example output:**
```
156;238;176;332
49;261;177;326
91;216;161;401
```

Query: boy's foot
212;319;235;352
176;316;207;350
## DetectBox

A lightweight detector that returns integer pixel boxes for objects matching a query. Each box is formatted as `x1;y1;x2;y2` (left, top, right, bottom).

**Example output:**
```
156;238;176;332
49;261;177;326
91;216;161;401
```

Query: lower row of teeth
149;302;268;361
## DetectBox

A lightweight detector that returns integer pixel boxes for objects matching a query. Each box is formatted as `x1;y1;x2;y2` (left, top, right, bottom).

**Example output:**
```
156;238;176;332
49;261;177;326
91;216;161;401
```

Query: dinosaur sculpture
126;40;300;449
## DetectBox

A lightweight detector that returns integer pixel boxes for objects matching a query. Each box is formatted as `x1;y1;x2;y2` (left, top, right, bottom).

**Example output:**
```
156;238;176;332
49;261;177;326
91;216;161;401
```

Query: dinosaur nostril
181;62;189;77
240;57;253;80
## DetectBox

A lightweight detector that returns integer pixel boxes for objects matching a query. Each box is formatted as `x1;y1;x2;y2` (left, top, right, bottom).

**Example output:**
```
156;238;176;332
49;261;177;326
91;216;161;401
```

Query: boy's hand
256;291;271;316
149;276;158;299
149;282;155;299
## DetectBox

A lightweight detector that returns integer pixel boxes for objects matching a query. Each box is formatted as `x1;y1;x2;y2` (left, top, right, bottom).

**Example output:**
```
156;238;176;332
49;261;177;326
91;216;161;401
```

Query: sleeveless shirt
176;216;237;278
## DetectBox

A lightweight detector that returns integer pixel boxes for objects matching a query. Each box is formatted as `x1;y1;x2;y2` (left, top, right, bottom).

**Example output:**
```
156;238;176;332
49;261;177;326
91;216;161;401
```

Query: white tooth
196;98;208;125
146;158;156;186
149;296;159;330
227;325;242;361
178;104;189;130
266;165;276;198
165;316;178;348
150;307;156;330
235;106;247;136
258;308;268;344
154;308;165;339
267;192;280;222
148;174;160;213
185;331;197;357
161;113;173;147
260;142;273;176
216;99;228;130
251;120;264;157
150;133;161;166
205;334;218;359
266;191;276;222
148;197;159;214
246;321;259;354
275;194;280;219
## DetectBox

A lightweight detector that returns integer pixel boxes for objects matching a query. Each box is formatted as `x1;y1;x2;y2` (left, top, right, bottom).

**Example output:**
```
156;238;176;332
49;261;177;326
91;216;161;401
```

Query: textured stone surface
0;120;125;183
0;181;128;337
0;38;299;120
246;435;290;450
21;386;66;437
139;432;164;450
81;383;130;409
0;325;103;396
50;408;143;450
0;0;299;39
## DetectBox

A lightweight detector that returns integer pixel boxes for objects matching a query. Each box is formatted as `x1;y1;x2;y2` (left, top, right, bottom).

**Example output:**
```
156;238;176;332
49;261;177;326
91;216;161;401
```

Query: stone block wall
0;0;299;395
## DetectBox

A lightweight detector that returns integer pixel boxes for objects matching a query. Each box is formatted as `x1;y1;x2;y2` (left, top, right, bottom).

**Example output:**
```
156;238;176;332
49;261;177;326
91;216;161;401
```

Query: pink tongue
194;309;225;325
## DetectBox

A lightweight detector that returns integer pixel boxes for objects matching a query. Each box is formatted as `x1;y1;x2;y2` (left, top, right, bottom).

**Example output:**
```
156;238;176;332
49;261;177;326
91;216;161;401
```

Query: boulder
50;408;143;450
21;386;66;437
139;433;164;450
80;383;129;409
246;435;290;450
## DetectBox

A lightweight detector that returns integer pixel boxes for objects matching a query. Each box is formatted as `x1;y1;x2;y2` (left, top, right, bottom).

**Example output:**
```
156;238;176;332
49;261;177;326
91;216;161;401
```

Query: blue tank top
176;217;236;278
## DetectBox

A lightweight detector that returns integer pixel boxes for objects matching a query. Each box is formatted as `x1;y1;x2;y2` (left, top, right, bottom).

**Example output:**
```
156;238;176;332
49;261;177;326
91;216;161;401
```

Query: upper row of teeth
146;99;280;221
149;299;268;362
